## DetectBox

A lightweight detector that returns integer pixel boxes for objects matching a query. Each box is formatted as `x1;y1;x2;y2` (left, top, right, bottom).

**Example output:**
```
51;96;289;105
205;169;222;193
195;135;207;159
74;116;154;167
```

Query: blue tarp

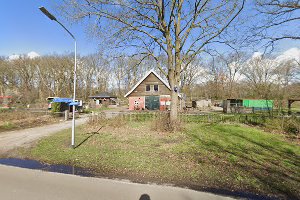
52;98;73;103
69;102;79;106
52;98;80;106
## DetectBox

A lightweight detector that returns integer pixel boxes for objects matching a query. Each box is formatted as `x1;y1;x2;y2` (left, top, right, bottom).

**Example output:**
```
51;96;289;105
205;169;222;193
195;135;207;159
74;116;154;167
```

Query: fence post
281;115;284;131
92;111;95;122
64;110;69;121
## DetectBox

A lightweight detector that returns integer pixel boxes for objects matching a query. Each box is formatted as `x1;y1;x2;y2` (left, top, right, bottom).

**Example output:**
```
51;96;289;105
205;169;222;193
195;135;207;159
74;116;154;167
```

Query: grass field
13;118;300;199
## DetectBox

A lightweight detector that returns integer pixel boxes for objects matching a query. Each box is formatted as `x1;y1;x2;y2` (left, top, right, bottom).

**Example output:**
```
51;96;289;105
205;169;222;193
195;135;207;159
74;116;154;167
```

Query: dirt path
0;116;89;153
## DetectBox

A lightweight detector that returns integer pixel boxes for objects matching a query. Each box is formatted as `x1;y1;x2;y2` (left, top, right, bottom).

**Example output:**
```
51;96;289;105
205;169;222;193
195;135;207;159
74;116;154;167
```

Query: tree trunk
168;68;181;123
173;0;183;123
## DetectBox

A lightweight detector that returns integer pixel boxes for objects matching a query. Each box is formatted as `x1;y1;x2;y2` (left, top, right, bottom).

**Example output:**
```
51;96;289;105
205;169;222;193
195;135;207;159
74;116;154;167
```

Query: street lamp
39;6;77;149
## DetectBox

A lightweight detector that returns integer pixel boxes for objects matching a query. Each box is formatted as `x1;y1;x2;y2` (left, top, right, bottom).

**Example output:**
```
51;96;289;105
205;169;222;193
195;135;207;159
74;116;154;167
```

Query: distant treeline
0;52;299;108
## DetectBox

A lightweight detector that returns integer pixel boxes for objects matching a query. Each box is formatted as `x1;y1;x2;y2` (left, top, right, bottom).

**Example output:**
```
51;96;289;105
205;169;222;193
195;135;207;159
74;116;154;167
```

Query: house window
146;85;150;91
154;85;159;92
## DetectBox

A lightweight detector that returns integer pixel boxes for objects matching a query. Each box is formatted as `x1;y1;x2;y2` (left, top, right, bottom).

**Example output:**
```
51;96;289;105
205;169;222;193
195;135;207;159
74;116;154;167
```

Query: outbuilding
89;92;118;108
223;99;273;113
192;99;212;109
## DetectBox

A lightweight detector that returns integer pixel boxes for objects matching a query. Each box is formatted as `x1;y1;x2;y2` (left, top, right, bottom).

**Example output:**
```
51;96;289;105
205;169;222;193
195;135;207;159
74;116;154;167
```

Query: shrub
263;116;299;136
151;112;184;132
264;117;283;132
283;116;300;135
51;102;61;113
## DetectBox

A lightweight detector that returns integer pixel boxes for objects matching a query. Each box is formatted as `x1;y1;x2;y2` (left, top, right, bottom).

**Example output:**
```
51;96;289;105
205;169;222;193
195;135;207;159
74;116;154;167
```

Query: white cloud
27;51;40;59
276;47;300;63
7;51;40;61
252;52;263;59
8;54;20;60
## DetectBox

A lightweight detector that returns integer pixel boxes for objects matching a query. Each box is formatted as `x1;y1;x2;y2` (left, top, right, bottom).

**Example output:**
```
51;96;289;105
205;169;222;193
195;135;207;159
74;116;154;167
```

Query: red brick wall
129;96;145;110
159;95;171;111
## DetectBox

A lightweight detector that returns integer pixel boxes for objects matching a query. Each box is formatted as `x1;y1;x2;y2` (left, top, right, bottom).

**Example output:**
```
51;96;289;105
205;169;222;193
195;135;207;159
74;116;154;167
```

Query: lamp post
39;7;77;148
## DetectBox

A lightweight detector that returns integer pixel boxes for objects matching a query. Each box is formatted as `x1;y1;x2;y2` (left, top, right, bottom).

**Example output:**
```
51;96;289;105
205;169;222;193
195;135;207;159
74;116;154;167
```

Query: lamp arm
55;20;76;41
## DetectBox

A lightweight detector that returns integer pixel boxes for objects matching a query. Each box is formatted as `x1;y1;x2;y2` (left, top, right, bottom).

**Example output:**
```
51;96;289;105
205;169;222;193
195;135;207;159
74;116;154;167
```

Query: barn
124;70;182;111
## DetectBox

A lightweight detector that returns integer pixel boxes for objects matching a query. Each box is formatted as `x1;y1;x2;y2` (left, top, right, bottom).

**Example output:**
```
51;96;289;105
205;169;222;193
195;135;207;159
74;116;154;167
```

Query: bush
283;116;300;135
51;102;61;115
263;116;300;136
151;112;184;132
264;118;283;132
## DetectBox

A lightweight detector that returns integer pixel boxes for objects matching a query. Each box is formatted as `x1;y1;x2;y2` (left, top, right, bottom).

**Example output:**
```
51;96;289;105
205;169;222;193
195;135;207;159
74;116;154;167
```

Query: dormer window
154;85;159;92
146;85;150;91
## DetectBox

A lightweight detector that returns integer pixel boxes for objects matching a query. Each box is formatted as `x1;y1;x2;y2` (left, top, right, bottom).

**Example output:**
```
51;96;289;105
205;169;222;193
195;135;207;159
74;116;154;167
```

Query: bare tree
217;52;248;98
180;58;204;100
79;54;110;99
0;57;8;96
255;0;300;48
59;0;245;122
241;54;278;99
37;55;75;99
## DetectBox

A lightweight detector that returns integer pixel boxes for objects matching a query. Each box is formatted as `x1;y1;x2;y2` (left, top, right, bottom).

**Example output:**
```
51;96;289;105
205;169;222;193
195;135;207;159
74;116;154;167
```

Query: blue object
52;98;72;103
69;102;79;106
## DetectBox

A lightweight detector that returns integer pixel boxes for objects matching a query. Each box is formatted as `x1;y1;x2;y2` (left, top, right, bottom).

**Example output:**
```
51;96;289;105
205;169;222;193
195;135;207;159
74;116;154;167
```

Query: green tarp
243;99;273;108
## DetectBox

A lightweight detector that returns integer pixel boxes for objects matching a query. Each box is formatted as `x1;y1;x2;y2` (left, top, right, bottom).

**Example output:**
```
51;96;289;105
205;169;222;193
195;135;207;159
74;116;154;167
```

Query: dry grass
87;113;128;130
0;110;59;132
87;112;185;133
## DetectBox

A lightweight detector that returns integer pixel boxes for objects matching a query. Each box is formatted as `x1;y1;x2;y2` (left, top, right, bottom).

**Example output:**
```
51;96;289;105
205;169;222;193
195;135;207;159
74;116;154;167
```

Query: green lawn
13;120;300;199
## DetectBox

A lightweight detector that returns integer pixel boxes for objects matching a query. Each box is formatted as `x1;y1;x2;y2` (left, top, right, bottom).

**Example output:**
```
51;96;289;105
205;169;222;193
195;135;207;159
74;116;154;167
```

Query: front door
145;96;160;110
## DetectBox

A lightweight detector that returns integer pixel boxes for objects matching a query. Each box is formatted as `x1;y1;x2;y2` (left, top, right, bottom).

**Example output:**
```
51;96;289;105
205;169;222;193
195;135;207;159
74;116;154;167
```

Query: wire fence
89;111;297;124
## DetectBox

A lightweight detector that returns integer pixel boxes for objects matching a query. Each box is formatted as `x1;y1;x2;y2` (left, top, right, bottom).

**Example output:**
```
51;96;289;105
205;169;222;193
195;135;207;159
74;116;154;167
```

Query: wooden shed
89;92;117;108
124;70;182;111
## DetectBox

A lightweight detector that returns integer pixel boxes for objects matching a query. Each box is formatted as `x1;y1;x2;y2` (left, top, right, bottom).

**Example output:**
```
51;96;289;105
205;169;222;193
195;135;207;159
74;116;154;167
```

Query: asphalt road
0;165;234;200
0;116;88;153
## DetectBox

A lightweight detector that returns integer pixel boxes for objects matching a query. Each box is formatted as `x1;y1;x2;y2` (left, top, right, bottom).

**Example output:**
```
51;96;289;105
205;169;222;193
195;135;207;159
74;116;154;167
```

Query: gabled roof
89;92;116;99
124;69;171;98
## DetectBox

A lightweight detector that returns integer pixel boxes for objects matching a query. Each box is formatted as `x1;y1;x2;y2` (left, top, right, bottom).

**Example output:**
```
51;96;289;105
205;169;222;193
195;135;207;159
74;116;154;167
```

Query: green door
145;96;160;110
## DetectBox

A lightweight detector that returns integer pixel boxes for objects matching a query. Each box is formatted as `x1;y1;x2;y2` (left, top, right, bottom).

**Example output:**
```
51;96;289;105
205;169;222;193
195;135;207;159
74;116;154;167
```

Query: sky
0;0;98;57
0;0;300;57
